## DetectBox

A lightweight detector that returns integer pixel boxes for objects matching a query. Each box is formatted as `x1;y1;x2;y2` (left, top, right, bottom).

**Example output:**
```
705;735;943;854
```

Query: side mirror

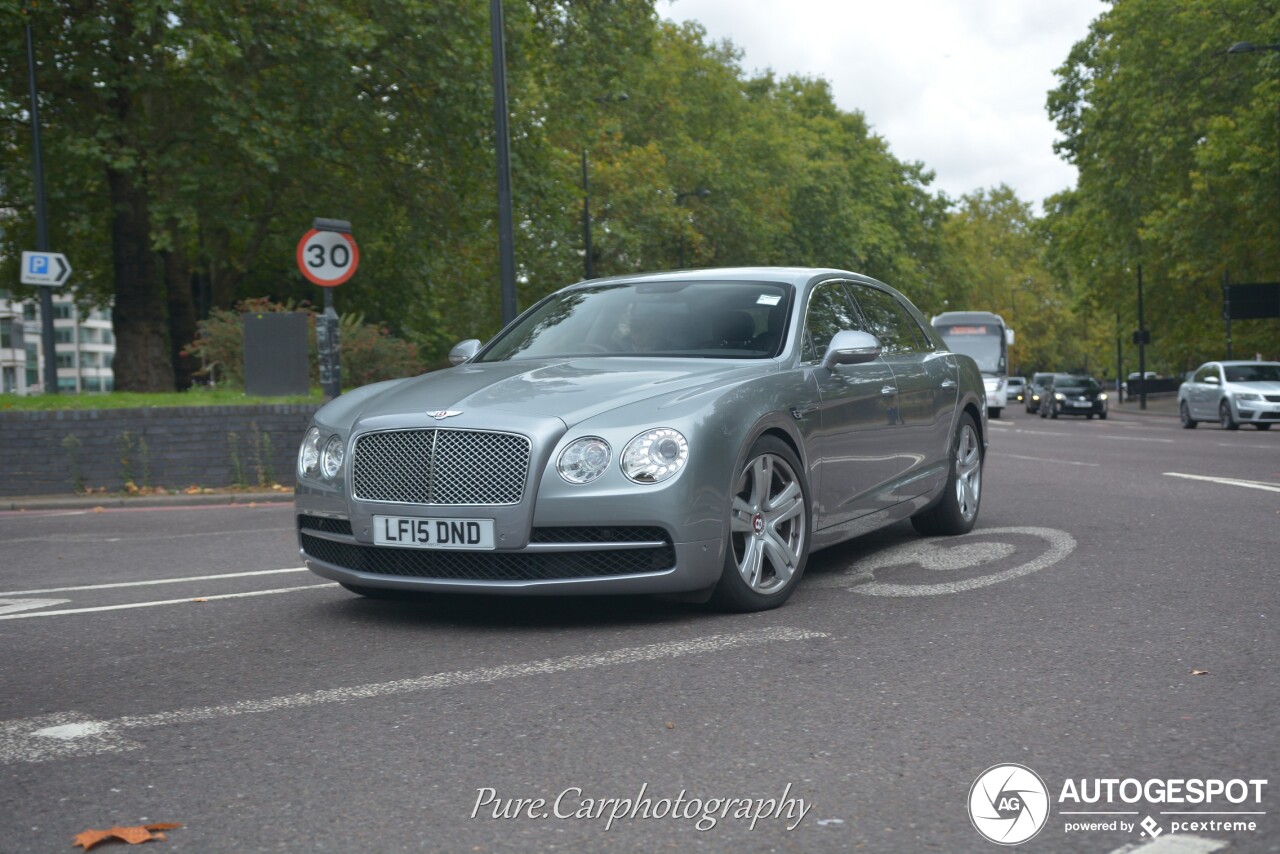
448;339;481;366
822;330;882;369
1204;375;1220;385
1006;328;1015;346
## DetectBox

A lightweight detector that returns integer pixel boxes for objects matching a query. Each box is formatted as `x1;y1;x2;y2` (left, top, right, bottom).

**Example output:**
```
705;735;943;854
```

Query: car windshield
477;281;792;362
1055;377;1100;392
1224;364;1280;382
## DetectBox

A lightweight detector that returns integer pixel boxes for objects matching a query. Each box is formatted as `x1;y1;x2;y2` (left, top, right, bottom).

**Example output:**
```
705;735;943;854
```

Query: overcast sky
662;0;1105;209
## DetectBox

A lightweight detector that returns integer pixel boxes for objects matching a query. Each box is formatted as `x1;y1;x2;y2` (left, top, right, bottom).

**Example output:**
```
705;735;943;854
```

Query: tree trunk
108;167;174;392
163;227;198;390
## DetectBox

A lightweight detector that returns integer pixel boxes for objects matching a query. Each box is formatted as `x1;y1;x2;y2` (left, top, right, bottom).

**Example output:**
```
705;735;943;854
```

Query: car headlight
298;427;321;478
558;437;612;484
1031;393;1039;401
1054;392;1065;400
1235;392;1262;401
1099;393;1108;401
621;428;689;484
321;435;345;480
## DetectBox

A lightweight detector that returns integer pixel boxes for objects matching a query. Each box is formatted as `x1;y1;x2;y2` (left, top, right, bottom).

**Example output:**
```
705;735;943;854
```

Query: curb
1;491;293;512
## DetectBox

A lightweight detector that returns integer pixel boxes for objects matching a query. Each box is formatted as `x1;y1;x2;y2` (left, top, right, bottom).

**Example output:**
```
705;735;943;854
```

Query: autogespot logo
969;764;1051;845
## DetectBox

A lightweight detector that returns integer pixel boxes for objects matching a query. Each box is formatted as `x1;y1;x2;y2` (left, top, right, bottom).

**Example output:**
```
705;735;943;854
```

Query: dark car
1039;374;1108;419
1025;372;1065;414
295;267;988;612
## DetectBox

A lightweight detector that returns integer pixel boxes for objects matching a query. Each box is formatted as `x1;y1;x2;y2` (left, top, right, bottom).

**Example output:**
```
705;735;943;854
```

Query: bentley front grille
352;428;531;506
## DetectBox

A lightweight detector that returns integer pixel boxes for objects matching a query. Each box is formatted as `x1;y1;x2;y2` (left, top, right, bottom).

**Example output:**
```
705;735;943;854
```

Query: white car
1178;361;1280;430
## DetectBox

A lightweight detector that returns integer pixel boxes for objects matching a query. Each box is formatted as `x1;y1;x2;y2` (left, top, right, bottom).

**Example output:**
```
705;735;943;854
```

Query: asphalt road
1;405;1276;853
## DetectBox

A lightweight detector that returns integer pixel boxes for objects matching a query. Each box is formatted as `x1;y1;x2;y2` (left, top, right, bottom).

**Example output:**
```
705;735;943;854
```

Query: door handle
940;379;956;389
881;385;896;396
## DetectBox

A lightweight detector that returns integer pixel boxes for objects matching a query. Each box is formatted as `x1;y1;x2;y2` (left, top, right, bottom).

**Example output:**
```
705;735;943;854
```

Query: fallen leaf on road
191;598;208;603
1190;669;1210;676
73;823;182;850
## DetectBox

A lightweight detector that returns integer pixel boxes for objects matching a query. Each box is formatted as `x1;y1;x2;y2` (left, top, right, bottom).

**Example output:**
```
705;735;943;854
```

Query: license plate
373;515;495;550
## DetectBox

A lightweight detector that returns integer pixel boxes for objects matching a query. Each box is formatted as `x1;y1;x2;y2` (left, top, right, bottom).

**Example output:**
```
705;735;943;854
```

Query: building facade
0;289;115;394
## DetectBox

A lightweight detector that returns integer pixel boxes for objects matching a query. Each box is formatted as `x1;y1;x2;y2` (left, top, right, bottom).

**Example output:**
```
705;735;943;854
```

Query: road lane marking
1106;834;1227;853
1163;472;1280;493
0;584;337;621
0;599;71;616
807;526;1076;596
0;627;828;763
0;567;308;597
0;501;293;518
996;453;1100;467
1098;434;1175;444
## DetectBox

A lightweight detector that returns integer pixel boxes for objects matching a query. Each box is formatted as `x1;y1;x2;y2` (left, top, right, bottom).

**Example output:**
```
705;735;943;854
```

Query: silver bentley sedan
295;267;987;611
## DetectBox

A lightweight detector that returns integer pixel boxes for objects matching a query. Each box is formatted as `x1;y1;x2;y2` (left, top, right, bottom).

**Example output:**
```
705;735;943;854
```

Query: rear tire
911;411;982;536
1179;401;1197;429
708;436;810;612
1258;423;1272;431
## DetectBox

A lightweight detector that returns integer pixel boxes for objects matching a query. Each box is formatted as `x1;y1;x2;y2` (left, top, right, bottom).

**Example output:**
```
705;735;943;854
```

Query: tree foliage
1045;0;1280;374
16;0;1275;395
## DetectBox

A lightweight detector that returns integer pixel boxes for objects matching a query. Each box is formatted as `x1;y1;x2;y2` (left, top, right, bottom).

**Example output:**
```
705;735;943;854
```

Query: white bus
931;311;1015;418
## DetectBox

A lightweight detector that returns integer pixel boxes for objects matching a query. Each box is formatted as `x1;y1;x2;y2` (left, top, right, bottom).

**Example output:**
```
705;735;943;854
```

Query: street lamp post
675;187;710;268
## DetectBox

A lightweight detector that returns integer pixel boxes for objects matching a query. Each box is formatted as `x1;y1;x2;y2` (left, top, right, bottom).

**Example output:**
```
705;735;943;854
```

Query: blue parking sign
20;251;72;286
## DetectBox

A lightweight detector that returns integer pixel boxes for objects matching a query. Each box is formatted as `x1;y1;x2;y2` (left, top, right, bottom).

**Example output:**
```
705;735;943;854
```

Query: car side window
848;285;929;355
1194;365;1216;383
802;282;863;362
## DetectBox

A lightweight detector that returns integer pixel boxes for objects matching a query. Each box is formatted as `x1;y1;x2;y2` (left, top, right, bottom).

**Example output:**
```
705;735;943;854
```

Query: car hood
1228;381;1280;394
326;358;775;429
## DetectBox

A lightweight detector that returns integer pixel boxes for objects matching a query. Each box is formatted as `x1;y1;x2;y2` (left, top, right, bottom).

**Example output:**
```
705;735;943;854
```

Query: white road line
1106;833;1228;853
0;584;337;621
1099;434;1175;444
1163;472;1280;493
0;567;308;597
997;453;1100;467
0;627;828;763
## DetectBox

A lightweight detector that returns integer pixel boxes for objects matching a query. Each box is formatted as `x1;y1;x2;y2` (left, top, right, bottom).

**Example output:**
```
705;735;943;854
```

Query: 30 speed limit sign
296;228;360;286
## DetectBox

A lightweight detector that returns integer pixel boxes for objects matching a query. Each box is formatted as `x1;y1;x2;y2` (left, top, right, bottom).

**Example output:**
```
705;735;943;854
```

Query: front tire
1257;423;1272;431
708;436;810;612
1049;403;1059;419
911;411;983;536
1180;401;1197;429
1219;400;1239;430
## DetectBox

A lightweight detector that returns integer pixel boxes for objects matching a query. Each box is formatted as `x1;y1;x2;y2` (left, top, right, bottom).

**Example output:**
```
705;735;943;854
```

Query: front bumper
297;512;724;595
1233;398;1280;423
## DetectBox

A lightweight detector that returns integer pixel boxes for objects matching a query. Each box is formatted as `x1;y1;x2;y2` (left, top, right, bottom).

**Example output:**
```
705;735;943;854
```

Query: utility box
242;312;310;396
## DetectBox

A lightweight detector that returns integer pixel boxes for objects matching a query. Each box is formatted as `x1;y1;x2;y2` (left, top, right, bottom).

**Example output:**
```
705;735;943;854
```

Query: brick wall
0;405;321;496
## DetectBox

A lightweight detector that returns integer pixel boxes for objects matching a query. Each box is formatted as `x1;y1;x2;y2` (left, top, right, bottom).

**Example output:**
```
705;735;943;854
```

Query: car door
801;280;901;530
1189;364;1218;419
849;283;954;499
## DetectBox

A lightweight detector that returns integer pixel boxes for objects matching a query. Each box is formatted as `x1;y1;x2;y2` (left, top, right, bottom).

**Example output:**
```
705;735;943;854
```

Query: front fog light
321;435;345;480
558;437;612;484
621;428;689;484
298;428;321;478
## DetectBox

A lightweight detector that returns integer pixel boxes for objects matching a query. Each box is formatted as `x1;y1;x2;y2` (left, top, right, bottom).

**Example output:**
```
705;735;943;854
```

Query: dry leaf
666;721;675;729
93;507;105;513
191;598;208;603
1190;669;1210;676
73;823;182;850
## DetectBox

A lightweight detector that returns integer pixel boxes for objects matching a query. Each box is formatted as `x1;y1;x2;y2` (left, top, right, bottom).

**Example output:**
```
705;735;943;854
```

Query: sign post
296;220;359;399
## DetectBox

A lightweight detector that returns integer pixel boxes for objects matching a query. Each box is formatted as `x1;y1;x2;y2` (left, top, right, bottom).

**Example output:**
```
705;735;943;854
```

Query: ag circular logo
968;763;1050;845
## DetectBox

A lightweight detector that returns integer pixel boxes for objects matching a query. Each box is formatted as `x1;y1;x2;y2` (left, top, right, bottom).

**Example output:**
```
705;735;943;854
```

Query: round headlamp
621;428;689;484
558;437;612;484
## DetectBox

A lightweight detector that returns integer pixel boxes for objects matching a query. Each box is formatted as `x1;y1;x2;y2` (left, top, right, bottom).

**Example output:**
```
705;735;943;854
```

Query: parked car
1007;376;1027;405
1177;360;1280;430
1026;372;1068;414
295;267;988;612
1039;374;1108;419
